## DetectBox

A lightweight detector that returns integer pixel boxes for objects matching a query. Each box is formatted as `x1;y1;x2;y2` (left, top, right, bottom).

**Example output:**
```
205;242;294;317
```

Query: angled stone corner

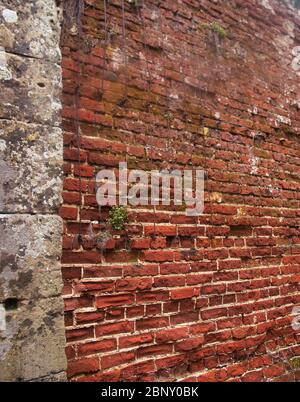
0;0;66;381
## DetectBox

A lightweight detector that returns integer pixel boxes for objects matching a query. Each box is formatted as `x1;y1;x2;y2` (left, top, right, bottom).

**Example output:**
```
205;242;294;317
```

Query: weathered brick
155;328;189;343
119;334;154;349
78;339;117;357
96;294;135;309
95;321;134;337
170;287;199;300
136;317;169;331
102;352;135;370
175;336;205;352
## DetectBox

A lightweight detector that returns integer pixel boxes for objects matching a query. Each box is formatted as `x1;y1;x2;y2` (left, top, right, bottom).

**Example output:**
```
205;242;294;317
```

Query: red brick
160;263;190;275
62;267;81;280
59;206;78;220
136;317;169;331
155;328;189;343
155;355;186;370
263;365;285;379
66;327;94;342
146;304;162;316
201;308;228;320
154;276;185;288
137;344;173;358
170;312;199;325
78;370;121;382
142;250;175;262
190;322;216;335
102;352;135;370
144;225;177;237
116;278;152;292
119;334;154;349
68;357;99;378
95;321;134;337
130;238;151;249
121;360;156;380
76;311;105;324
170;287;199;300
175;336;205;352
126;305;144;318
241;370;264;382
78;339;117;357
177;227;205;236
65;295;94;311
136;290;169;303
96;294;134;309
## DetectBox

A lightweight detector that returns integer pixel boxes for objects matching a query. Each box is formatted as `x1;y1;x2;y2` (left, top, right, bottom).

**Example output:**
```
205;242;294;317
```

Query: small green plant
109;206;128;231
201;21;228;39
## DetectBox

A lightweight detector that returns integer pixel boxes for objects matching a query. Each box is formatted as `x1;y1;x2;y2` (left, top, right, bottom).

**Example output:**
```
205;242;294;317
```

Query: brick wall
61;0;300;382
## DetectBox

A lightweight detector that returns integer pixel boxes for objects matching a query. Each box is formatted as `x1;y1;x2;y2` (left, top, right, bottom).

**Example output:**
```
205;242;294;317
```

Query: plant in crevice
109;206;128;231
201;21;228;39
200;21;228;52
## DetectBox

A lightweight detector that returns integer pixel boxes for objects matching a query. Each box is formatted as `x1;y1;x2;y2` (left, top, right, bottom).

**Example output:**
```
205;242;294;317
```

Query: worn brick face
61;0;300;382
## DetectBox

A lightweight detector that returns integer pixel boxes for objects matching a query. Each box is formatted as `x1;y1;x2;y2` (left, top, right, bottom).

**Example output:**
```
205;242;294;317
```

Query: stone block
0;296;67;381
0;120;63;213
0;0;62;62
0;215;63;301
0;51;62;126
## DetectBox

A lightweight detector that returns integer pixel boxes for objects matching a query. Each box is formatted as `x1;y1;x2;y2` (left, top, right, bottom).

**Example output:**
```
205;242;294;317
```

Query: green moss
109;206;128;231
201;21;228;39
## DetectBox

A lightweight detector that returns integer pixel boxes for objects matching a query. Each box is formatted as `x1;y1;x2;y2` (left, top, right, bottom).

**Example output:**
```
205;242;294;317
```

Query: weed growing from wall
109;206;128;231
201;21;228;39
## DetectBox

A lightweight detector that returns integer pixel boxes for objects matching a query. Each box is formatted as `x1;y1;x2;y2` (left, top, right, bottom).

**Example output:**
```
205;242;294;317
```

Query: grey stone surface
0;215;63;301
0;215;67;381
0;0;66;382
31;371;67;382
0;0;62;62
0;120;63;213
0;51;62;127
0;297;67;382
